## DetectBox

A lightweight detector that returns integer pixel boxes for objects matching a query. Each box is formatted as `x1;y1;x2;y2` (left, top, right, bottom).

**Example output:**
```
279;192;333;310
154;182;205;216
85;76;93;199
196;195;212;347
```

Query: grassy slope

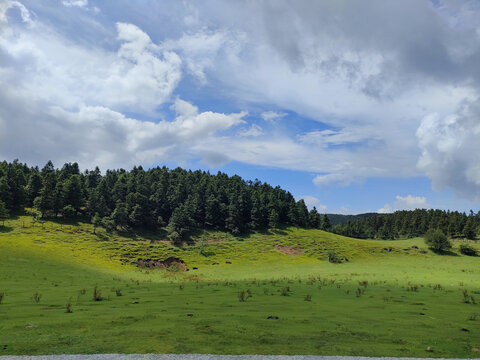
0;216;479;356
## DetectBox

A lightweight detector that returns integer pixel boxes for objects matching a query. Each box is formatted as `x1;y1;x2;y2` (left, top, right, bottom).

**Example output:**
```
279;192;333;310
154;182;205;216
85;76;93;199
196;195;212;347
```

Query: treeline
332;209;479;240
0;160;331;242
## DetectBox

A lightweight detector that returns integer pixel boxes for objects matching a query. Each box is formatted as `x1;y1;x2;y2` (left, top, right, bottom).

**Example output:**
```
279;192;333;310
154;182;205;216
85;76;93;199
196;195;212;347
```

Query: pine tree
0;200;8;226
321;214;331;231
463;216;476;240
269;209;279;230
308;207;321;228
112;202;128;229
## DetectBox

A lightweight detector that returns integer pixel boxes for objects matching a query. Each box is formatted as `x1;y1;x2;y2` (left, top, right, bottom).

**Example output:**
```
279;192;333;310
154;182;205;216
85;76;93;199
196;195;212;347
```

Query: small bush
359;280;368;288
0;292;4;304
407;285;419;292
93;286;103;301
327;250;342;263
424;229;451;253
238;289;252;302
460;244;478;256
65;300;73;313
280;286;291;296
115;289;122;297
32;292;42;303
463;289;476;304
304;294;312;301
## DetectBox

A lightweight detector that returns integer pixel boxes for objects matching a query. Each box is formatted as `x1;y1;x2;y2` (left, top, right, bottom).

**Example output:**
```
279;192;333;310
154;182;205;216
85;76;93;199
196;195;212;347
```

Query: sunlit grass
0;215;479;356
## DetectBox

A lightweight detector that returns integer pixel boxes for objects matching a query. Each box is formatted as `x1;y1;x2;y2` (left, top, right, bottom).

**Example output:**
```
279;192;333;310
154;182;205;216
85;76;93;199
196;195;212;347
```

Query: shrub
0;292;4;304
460;244;478;256
93;286;103;301
238;289;252;302
115;289;122;296
65;300;73;313
280;286;291;296
424;229;451;253
32;292;42;303
304;294;312;301
327;250;342;263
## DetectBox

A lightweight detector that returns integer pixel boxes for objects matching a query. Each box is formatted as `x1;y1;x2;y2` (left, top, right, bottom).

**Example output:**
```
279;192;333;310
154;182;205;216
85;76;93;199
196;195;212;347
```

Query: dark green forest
332;208;480;240
0;160;331;242
2;159;478;243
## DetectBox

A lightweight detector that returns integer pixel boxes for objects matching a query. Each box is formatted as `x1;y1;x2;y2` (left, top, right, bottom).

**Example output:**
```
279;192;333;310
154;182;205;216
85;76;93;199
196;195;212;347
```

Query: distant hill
326;213;379;227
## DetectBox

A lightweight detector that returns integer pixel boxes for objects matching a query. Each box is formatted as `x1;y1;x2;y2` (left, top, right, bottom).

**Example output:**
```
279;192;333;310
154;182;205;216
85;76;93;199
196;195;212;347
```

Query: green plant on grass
327;250;342;263
32;292;42;303
93;286;103;301
424;229;451;253
280;286;291;296
238;289;252;302
65;299;73;313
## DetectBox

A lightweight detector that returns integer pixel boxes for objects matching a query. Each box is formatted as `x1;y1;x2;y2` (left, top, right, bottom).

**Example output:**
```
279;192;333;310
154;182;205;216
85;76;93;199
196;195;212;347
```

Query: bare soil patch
274;244;303;255
133;257;187;271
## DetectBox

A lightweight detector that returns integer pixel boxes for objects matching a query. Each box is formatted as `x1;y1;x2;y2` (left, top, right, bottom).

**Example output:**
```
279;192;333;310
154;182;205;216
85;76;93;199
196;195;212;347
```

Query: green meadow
0;215;479;357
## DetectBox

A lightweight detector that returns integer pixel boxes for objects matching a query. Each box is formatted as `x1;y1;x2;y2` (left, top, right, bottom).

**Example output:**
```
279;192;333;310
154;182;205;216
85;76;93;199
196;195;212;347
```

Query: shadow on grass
432;249;459;256
0;225;13;233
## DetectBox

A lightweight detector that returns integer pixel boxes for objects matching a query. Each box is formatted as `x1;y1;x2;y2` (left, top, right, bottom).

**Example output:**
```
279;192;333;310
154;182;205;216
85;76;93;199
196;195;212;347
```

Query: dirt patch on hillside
133;257;187;271
207;237;227;244
274;245;303;255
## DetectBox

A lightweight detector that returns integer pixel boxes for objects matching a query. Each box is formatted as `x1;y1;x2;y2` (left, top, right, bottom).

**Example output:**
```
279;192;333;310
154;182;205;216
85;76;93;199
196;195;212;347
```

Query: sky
1;0;480;214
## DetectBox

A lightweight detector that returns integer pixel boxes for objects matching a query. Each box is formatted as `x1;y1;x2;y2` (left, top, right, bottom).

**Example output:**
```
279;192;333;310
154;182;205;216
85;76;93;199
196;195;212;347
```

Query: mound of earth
133;257;187;271
274;245;303;255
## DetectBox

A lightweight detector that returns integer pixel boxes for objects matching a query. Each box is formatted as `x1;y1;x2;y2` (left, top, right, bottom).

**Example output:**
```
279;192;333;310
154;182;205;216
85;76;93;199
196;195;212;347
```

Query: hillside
0;214;479;356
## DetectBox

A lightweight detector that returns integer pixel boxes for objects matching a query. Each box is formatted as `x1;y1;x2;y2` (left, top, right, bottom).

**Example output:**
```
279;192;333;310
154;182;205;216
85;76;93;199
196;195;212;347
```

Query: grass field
0;215;479;357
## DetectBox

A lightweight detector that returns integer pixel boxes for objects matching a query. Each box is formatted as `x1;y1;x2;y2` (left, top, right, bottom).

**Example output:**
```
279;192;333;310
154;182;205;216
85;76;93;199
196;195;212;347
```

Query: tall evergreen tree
0;200;8;226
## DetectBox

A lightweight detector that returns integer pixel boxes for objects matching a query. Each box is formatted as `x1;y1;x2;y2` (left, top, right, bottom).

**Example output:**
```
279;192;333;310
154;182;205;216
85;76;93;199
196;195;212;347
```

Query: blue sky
1;0;480;214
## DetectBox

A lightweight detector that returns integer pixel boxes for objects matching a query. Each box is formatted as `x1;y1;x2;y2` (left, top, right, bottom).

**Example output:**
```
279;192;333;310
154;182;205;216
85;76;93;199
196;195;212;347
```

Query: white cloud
395;195;428;210
0;94;246;170
238;124;263;137
417;100;480;200
0;1;33;25
378;195;428;213
377;204;393;214
261;111;287;122
300;195;320;209
313;173;356;187
0;16;181;114
62;0;88;7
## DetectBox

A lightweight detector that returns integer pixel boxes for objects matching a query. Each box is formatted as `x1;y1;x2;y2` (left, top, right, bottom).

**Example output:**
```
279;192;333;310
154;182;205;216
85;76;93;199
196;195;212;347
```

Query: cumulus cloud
378;195;428;213
0;93;246;169
300;195;327;211
377;204;393;214
417;100;480;200
0;15;181;114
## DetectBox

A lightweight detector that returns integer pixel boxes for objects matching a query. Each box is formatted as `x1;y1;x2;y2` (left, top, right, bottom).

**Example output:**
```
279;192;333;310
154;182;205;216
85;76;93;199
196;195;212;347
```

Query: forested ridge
332;208;480;240
0;160;331;242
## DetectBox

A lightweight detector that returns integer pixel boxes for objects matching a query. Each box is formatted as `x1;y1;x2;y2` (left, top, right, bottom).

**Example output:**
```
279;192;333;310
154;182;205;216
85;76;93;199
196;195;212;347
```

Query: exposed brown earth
274;244;303;255
133;256;187;271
